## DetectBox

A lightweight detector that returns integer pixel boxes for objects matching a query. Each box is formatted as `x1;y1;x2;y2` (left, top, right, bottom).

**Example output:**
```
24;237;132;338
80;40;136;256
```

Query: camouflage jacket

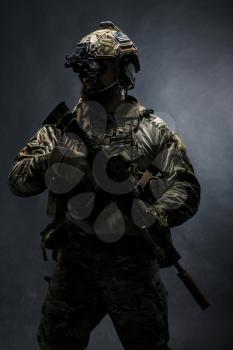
8;95;201;245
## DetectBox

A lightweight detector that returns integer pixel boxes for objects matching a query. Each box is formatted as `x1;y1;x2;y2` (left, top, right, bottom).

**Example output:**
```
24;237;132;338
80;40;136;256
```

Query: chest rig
74;96;154;181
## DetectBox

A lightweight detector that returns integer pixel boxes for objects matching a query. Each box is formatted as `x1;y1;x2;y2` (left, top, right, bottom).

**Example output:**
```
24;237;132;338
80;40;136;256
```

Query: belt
66;221;156;258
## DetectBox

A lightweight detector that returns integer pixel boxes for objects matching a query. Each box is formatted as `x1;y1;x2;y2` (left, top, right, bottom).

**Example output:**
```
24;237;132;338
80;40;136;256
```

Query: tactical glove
55;111;98;162
45;145;92;194
130;199;160;229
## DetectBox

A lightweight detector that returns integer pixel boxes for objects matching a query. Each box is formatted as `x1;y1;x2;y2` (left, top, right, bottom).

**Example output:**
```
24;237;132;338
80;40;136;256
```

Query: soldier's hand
130;199;160;229
45;145;91;194
35;153;51;174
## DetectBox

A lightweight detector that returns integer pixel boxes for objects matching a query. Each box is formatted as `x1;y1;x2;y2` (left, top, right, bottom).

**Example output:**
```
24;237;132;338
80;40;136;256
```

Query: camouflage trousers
37;231;170;350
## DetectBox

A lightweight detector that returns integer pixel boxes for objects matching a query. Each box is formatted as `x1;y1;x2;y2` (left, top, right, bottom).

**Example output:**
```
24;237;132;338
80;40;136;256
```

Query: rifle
136;169;210;310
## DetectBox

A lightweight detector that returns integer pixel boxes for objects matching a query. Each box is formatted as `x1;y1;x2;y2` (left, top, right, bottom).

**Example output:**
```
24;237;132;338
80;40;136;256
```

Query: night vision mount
65;42;107;78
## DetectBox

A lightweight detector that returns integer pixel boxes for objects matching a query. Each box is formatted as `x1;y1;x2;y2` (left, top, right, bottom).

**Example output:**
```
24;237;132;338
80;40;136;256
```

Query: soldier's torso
42;97;179;266
73;96;158;174
61;96;160;237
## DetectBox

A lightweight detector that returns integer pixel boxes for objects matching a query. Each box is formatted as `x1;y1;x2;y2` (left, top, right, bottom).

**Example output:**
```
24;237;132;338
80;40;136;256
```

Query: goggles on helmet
65;42;107;78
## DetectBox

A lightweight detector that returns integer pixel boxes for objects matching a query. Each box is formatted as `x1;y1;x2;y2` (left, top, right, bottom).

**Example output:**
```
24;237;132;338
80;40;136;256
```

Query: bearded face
79;59;120;98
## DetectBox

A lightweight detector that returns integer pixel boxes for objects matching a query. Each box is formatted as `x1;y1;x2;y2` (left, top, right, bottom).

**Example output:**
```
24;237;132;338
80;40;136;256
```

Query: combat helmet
65;21;140;91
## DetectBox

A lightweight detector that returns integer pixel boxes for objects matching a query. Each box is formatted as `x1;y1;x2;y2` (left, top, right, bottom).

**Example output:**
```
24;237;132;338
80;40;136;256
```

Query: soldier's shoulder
137;104;169;131
25;125;61;151
35;124;60;140
138;105;186;146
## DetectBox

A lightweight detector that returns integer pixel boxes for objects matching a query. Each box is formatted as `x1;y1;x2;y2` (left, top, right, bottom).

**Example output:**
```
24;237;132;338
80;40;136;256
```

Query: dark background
1;0;233;349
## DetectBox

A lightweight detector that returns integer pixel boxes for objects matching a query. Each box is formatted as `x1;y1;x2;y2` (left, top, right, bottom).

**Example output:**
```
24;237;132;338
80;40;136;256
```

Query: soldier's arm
8;125;60;197
150;119;201;228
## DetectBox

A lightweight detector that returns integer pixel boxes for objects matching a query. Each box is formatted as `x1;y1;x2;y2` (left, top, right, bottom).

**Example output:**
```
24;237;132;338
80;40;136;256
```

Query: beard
80;79;121;101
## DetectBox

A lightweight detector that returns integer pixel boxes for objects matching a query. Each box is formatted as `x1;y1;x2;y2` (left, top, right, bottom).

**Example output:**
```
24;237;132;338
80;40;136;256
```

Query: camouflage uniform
8;94;200;350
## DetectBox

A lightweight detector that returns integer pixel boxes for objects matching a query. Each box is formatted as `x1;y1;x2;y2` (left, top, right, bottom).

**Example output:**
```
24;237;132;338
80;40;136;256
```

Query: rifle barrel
174;262;210;310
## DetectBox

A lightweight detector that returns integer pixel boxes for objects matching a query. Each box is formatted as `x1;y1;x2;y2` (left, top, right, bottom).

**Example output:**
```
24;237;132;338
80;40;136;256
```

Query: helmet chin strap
95;57;121;94
84;78;125;98
94;80;120;93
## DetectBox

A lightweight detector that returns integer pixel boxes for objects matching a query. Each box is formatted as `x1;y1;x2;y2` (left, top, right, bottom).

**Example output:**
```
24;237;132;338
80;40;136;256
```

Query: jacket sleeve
150;120;201;228
8;125;60;197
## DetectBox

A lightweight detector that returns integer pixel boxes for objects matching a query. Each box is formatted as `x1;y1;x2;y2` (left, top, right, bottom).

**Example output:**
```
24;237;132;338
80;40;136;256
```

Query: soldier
8;21;201;350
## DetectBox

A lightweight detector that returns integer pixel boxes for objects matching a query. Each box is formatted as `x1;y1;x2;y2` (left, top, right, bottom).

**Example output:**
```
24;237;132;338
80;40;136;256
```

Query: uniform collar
74;94;146;124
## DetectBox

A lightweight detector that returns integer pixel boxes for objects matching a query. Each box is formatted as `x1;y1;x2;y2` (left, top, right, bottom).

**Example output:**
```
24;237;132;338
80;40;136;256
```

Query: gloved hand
57;112;101;164
42;102;96;160
117;188;161;231
130;198;160;229
45;144;92;194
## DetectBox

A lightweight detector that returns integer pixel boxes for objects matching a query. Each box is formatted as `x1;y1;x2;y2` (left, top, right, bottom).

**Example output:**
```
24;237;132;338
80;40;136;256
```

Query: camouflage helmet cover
79;21;140;72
